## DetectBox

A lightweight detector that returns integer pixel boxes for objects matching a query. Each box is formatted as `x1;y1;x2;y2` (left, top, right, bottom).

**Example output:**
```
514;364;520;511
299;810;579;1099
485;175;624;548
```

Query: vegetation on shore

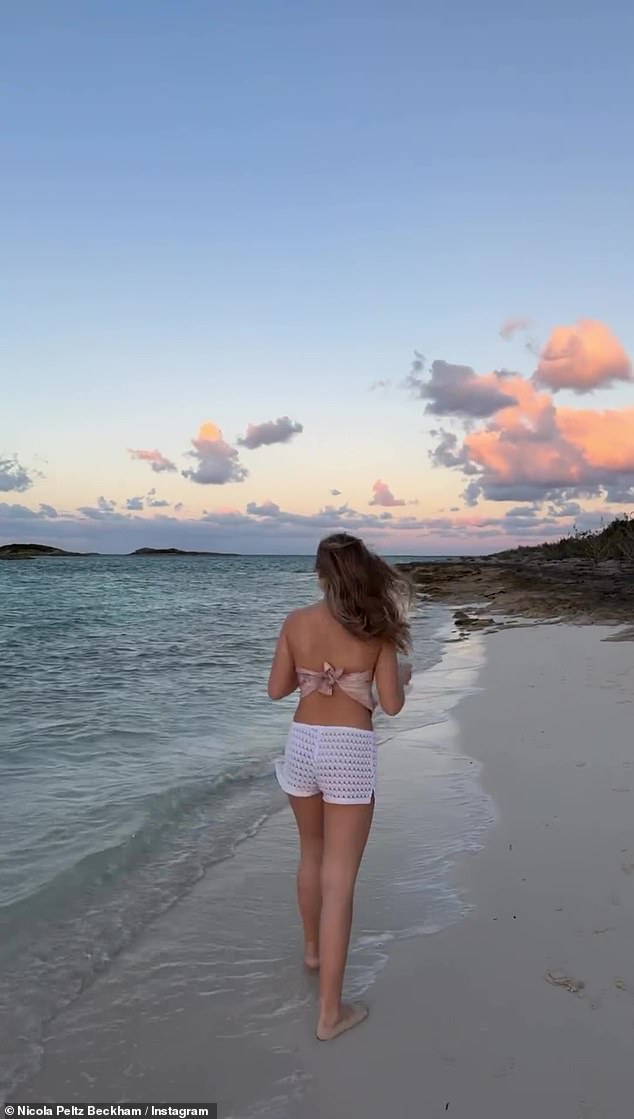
495;514;634;565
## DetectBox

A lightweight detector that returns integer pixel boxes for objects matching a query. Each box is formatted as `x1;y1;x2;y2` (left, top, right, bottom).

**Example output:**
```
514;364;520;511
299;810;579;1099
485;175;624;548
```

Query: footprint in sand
614;978;629;993
545;970;585;995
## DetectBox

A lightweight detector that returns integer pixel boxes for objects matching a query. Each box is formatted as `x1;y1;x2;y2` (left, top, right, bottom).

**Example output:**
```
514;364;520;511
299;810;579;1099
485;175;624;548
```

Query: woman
268;532;412;1040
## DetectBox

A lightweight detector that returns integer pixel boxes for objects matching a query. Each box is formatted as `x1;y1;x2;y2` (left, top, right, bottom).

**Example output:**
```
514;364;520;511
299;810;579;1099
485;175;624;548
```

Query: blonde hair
315;533;413;653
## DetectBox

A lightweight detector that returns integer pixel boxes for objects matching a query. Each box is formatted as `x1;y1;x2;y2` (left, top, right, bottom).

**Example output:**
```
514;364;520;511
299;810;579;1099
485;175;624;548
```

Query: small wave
1;766;274;946
0;762;285;1102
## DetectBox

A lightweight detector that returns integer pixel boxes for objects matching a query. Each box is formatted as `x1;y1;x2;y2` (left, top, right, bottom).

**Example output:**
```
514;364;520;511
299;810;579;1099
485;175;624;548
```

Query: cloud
246;500;281;517
145;488;170;509
0;455;34;493
402;350;426;393
428;429;480;475
330;488;342;496
369;379;391;391
0;501;43;520
505;505;539;519
237;416;303;450
548;500;582;518
128;448;177;474
369;480;406;508
182;422;248;485
535;320;632;394
0;494;601;557
409;358;517;418
603;479;634;503
424;342;634;504
73;496;124;522
125;493;169;512
499;317;533;341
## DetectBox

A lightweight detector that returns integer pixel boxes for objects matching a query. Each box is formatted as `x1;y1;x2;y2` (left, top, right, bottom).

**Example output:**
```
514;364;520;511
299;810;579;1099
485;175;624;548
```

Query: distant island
0;543;97;559
131;547;238;556
0;543;239;560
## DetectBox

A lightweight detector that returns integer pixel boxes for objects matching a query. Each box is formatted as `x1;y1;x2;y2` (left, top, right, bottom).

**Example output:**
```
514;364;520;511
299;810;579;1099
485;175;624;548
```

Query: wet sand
14;623;634;1117
292;623;634;1118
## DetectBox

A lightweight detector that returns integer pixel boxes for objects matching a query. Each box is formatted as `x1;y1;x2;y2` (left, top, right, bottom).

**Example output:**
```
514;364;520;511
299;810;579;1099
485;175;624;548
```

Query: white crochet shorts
275;721;377;805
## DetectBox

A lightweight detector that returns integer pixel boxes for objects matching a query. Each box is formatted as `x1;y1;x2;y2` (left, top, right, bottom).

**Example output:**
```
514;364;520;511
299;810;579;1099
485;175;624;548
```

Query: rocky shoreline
398;555;634;636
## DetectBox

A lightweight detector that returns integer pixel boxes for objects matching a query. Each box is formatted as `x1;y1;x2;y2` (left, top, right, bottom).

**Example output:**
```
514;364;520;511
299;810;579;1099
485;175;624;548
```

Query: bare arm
374;642;411;716
267;617;298;700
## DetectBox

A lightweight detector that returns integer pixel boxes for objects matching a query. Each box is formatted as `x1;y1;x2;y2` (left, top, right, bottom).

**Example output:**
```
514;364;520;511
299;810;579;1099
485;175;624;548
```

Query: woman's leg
288;794;324;968
317;799;374;1040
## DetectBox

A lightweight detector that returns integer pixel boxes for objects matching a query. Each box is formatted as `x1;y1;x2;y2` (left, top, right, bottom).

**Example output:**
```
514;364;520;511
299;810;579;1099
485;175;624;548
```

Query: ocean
0;555;496;1108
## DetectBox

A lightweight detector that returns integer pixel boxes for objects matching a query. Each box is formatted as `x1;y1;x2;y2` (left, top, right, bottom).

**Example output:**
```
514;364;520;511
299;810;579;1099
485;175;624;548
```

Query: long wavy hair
315;533;413;653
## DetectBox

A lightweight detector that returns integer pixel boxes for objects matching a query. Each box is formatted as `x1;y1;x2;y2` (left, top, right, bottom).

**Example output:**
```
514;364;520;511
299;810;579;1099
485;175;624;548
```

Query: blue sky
3;0;634;553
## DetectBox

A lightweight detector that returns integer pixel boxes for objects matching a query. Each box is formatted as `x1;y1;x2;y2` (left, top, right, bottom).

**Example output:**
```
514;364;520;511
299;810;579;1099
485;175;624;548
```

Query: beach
306;623;634;1119
6;2;634;1113
12;618;634;1117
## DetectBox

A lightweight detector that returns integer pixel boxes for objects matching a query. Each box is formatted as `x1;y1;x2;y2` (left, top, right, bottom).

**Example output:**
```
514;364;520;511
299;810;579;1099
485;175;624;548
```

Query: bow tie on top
320;662;344;694
295;662;375;711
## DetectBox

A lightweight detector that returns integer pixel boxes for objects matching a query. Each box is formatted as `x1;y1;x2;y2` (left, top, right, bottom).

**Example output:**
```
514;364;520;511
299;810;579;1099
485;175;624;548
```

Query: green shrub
496;514;634;563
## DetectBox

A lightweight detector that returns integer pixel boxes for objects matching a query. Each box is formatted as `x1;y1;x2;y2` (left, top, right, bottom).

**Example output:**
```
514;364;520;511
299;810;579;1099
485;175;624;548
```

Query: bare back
285;601;381;729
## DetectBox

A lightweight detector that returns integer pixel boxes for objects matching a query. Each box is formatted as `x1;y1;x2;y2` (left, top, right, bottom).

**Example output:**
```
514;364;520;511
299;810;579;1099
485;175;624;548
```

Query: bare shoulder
283;603;322;631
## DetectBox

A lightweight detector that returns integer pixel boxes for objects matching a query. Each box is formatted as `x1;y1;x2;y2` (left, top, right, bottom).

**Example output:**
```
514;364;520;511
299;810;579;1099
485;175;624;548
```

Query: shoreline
0;597;452;1105
10;619;634;1116
11;622;492;1112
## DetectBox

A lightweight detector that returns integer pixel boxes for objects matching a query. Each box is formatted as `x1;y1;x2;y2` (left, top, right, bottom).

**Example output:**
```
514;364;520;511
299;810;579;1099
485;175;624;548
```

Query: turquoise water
0;553;450;1097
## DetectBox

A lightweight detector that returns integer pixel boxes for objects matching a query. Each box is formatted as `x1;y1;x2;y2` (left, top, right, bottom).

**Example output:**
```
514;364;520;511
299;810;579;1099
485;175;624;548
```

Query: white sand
295;623;634;1118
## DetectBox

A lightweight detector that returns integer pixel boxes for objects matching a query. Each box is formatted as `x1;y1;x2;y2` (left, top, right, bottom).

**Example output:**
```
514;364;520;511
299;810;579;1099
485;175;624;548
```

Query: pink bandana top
296;662;375;712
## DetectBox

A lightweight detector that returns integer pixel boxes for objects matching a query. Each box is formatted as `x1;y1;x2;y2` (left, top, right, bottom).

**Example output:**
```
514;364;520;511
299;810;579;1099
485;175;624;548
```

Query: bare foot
316;1002;368;1041
304;943;320;971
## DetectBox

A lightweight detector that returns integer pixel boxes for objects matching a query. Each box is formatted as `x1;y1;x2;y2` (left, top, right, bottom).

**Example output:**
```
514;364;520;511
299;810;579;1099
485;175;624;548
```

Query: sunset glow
3;5;633;554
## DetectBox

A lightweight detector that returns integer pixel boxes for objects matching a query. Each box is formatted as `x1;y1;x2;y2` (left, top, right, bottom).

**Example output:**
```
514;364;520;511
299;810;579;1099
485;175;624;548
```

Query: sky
3;0;634;554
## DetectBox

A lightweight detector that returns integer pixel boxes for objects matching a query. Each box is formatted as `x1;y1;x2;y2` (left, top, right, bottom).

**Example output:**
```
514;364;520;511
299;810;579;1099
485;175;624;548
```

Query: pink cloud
535;320;632;394
558;407;634;473
128;448;177;474
182;422;247;486
425;323;634;505
369;480;406;507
